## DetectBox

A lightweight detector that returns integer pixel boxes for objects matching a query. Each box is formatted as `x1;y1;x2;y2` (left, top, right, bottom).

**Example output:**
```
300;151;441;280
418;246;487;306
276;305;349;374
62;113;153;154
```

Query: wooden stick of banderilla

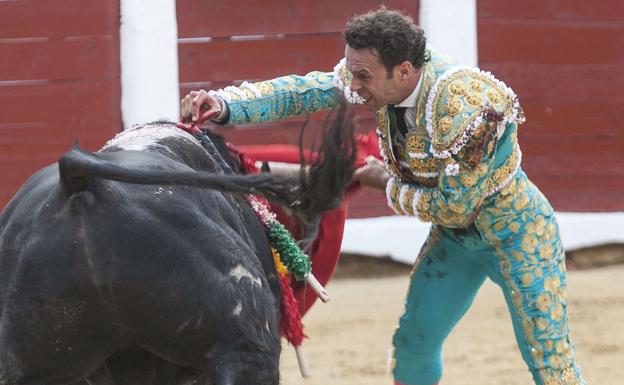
306;274;330;303
265;162;331;303
295;345;311;378
261;161;309;179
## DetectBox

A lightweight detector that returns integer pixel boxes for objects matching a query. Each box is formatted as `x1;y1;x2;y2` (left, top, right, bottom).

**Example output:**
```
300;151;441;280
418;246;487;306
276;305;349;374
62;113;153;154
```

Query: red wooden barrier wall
0;0;121;211
478;0;624;211
177;0;419;218
2;1;621;215
178;0;624;215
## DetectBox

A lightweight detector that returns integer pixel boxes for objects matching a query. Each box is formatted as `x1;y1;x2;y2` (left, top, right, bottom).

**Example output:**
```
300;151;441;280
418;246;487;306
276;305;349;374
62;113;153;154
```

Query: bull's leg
0;312;120;385
0;346;117;385
193;339;281;385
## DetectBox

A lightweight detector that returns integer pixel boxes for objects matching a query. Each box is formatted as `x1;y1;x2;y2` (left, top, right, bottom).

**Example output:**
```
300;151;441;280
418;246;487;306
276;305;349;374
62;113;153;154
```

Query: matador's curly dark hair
344;7;428;77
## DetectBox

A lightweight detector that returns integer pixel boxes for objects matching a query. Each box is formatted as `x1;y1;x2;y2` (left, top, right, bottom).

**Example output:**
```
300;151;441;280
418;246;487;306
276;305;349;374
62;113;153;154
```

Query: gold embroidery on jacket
446;96;464;116
430;69;516;156
486;89;503;105
403;189;416;216
466;92;484;107
469;79;483;91
439;116;453;134
376;107;404;179
254;81;275;96
406;134;428;153
448;80;467;96
408;157;438;173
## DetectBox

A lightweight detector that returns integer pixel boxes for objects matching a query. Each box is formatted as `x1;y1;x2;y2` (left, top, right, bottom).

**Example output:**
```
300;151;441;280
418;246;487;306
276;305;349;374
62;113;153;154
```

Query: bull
0;110;355;385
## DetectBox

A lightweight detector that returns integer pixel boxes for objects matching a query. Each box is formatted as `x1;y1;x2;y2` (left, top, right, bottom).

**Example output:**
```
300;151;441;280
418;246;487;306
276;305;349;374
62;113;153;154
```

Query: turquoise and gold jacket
211;50;526;230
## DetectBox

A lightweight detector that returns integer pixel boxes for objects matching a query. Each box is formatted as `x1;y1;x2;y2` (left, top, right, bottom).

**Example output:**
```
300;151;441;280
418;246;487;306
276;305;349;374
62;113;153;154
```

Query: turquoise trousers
392;175;586;385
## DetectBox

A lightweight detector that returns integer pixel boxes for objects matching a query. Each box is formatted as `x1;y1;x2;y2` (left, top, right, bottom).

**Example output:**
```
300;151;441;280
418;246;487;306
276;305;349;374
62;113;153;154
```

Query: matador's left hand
353;156;390;191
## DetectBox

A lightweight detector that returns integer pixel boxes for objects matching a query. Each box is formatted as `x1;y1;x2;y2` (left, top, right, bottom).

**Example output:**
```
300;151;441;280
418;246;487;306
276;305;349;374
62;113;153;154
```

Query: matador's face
345;45;405;111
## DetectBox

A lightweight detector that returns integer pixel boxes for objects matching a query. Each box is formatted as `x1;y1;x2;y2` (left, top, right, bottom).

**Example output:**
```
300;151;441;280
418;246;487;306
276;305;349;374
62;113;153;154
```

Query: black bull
0;115;355;384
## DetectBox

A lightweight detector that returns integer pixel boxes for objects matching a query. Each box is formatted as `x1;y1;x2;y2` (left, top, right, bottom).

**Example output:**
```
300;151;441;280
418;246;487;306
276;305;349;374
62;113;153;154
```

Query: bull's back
0;150;279;382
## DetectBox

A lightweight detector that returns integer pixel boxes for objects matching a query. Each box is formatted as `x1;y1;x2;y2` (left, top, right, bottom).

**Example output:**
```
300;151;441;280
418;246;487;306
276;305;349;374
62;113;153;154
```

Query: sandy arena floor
280;262;624;385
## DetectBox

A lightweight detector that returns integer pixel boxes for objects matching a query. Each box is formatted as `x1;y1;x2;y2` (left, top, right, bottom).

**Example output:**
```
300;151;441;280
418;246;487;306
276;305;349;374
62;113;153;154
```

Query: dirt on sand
279;254;624;385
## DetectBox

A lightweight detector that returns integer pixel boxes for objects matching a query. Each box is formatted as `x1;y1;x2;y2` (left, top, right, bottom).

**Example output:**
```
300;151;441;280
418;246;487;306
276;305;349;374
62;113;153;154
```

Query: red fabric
291;202;348;315
352;130;382;168
239;130;381;169
278;273;305;346
238;131;382;316
227;142;259;175
234;144;317;164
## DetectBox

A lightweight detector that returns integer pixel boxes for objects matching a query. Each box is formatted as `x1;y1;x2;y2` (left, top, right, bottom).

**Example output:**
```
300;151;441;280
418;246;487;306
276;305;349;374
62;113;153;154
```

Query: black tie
392;106;408;136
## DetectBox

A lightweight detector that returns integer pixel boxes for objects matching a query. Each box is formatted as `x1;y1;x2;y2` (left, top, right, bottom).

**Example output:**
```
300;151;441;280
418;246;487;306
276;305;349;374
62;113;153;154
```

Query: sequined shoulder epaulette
425;66;525;159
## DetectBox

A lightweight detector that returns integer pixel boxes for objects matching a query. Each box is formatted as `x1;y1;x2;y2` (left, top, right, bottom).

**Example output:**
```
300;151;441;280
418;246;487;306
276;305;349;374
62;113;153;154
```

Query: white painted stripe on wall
120;0;179;128
419;0;478;66
341;213;624;265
